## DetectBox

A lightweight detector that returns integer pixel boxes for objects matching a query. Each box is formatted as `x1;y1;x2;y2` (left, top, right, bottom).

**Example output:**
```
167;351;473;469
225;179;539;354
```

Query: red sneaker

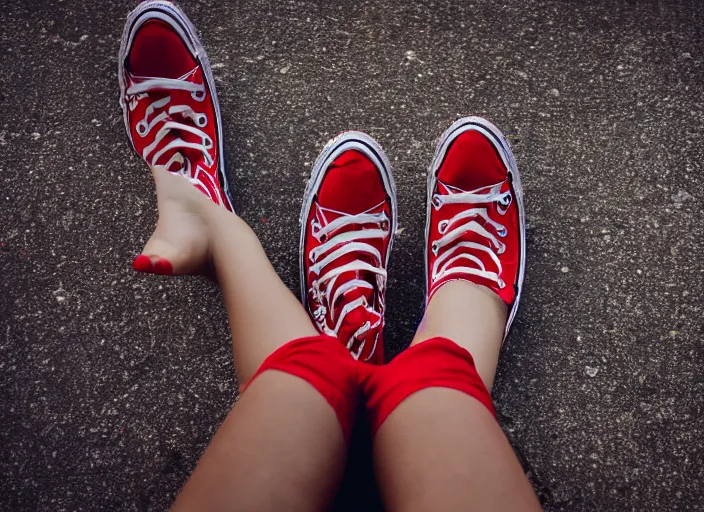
118;1;234;211
300;133;397;363
426;117;526;340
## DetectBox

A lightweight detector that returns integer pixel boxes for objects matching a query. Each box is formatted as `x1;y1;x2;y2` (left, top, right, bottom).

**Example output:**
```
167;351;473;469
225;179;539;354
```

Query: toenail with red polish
153;258;173;275
133;254;152;272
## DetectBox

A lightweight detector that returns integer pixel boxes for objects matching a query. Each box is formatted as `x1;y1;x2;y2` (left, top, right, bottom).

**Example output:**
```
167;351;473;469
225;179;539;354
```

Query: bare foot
133;166;222;275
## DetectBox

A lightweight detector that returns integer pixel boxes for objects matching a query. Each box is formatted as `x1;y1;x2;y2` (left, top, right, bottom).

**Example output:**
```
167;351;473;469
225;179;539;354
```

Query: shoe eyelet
498;278;506;289
380;220;389;231
192;89;206;102
497;227;508;237
432;195;443;210
203;136;213;148
136;120;148;137
498;243;506;255
438;220;449;234
196;114;208;127
311;219;320;234
320;233;327;243
497;193;512;215
431;243;439;256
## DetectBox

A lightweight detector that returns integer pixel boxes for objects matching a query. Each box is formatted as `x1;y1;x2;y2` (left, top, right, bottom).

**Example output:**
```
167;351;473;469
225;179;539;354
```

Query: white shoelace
126;76;212;187
431;181;512;288
308;204;390;359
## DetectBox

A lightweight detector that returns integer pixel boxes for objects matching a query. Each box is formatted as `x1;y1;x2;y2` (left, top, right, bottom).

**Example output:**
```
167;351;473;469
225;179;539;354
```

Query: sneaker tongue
129;68;208;171
129;66;200;85
315;208;385;360
333;280;379;358
436;181;514;298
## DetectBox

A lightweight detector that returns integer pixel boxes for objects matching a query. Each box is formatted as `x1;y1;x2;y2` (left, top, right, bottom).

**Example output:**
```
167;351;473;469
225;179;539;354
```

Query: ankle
411;280;506;389
427;279;508;322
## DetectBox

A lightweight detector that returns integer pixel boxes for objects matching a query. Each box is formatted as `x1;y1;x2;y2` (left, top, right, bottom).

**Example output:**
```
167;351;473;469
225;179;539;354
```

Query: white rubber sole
117;0;235;212
425;116;527;342
298;132;398;310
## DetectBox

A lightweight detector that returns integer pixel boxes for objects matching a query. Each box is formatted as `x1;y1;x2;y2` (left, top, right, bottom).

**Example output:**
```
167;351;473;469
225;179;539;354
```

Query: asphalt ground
1;0;703;510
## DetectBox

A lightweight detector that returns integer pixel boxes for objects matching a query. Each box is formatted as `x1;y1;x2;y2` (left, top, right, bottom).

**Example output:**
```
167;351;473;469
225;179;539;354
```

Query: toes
152;257;173;275
133;254;152;272
132;254;173;275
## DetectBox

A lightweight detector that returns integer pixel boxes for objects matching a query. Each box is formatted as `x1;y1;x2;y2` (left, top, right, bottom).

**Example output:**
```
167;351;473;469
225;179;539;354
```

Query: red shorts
245;335;495;442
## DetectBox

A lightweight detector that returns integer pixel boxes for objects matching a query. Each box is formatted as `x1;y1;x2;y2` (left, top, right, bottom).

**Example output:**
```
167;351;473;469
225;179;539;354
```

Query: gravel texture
1;0;703;510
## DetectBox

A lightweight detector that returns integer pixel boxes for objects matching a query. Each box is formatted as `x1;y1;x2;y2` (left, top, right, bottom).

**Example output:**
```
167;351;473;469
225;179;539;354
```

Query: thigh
373;388;541;512
172;371;348;512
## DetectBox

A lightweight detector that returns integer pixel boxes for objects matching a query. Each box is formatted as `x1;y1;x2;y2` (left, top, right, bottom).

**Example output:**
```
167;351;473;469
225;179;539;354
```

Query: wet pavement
1;0;703;510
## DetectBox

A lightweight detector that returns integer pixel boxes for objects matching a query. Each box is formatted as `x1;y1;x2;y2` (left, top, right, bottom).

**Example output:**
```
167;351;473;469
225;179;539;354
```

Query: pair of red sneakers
119;2;526;364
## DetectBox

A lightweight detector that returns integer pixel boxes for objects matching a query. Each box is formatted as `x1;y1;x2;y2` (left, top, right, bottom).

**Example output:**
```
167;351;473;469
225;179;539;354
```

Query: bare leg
373;281;541;512
173;371;346;511
414;280;507;389
137;167;319;382
138;168;347;511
